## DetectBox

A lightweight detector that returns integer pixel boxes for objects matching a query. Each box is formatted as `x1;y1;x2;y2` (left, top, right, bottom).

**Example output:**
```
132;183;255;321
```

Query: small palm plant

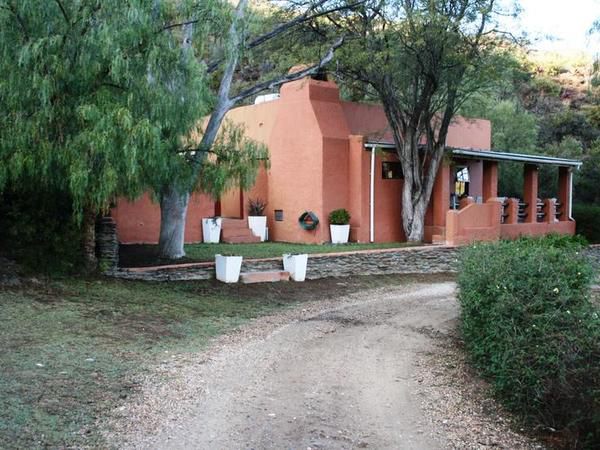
248;198;267;216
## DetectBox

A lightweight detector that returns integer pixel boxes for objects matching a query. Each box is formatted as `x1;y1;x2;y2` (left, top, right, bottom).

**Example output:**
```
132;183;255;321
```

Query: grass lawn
120;241;414;267
0;273;447;448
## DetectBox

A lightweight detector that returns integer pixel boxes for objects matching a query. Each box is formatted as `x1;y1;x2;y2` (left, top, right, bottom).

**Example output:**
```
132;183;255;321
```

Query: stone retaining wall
109;245;460;282
107;244;600;283
96;217;119;271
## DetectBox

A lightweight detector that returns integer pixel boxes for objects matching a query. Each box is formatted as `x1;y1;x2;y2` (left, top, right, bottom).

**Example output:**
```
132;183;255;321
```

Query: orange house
111;75;581;245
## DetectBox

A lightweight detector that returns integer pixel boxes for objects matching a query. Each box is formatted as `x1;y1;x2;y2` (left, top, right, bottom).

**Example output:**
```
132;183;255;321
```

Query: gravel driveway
105;280;543;450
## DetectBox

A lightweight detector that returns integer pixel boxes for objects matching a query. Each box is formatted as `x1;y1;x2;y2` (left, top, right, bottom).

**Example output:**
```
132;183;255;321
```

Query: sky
503;0;600;54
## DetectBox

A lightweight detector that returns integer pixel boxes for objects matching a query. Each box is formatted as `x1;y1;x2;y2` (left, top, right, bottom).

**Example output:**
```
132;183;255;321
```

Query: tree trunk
404;192;428;242
82;208;98;273
158;185;190;260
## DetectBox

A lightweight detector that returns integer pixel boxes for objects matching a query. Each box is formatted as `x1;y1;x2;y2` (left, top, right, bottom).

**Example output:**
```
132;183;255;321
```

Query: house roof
363;141;582;168
451;148;582;168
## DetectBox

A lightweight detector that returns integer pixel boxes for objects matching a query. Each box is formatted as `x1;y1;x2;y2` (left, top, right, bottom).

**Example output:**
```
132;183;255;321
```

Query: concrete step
221;229;261;244
221;218;248;229
240;271;290;284
222;235;262;244
432;234;446;244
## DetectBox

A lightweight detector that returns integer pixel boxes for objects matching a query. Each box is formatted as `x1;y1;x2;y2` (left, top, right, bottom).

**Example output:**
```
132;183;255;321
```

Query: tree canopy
0;0;218;214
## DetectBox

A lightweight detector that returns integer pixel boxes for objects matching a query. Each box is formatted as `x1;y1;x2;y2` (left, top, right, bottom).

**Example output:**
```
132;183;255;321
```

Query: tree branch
228;35;344;104
206;1;362;73
53;0;69;23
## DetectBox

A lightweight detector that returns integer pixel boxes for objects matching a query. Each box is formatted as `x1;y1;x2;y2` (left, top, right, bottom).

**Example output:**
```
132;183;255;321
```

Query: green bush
0;187;83;274
574;203;600;244
328;208;351;225
458;236;600;448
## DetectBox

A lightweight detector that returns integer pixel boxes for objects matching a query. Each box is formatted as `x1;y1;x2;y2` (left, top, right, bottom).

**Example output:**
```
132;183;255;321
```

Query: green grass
0;273;447;448
184;242;413;262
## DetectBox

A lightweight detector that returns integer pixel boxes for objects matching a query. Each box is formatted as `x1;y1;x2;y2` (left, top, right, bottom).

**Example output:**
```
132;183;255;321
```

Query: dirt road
109;281;541;449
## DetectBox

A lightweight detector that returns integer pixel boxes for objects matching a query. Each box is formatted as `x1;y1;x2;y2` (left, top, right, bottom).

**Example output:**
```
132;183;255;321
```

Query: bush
0;186;83;274
328;208;351;225
574;203;600;244
458;236;600;448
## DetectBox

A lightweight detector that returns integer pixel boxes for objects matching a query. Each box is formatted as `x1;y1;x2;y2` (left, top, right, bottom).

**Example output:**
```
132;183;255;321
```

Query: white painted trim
369;148;375;243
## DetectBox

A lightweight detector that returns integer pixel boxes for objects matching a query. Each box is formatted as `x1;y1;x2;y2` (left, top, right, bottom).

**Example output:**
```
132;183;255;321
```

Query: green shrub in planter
458;236;600;448
328;208;351;225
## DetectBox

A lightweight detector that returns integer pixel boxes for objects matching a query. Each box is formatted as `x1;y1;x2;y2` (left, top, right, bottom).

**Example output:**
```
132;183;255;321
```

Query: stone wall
97;217;119;271
109;245;460;282
107;243;600;283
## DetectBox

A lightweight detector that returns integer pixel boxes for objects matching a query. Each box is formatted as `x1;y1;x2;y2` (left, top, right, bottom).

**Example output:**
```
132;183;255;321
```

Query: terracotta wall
266;79;327;243
112;76;497;245
111;192;215;244
446;200;502;246
445;197;576;246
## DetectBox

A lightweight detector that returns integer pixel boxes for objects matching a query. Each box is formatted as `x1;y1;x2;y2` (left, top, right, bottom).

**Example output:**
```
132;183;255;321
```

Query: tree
155;0;356;259
0;0;354;266
335;0;506;241
0;0;218;270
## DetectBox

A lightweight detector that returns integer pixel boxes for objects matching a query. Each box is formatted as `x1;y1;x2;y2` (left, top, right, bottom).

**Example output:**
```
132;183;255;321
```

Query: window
382;161;403;179
274;209;284;221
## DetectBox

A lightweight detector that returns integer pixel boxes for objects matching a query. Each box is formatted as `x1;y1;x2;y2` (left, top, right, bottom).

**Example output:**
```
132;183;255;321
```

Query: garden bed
119;242;414;268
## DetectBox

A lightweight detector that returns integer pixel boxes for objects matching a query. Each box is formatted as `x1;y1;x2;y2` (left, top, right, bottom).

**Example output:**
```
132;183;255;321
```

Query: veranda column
432;162;451;228
482;161;498;201
557;166;572;221
523;164;539;224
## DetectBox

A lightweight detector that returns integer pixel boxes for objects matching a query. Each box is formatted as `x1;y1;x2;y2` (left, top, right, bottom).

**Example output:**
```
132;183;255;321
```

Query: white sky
502;0;600;54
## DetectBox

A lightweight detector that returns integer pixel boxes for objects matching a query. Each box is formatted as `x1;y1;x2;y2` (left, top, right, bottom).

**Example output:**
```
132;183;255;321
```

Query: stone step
240;271;290;284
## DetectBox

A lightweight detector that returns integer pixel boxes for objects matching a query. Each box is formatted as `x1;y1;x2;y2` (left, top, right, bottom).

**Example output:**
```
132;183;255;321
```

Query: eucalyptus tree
334;0;508;241
156;0;356;259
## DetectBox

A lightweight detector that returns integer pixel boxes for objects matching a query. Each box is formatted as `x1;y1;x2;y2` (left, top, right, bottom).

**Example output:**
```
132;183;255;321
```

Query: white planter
330;224;350;244
202;217;222;243
248;216;267;241
283;254;308;282
215;254;243;283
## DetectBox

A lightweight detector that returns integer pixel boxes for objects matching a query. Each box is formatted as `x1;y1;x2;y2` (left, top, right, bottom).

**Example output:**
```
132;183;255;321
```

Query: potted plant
202;216;222;243
247;198;267;241
283;253;308;282
329;208;351;244
215;254;243;283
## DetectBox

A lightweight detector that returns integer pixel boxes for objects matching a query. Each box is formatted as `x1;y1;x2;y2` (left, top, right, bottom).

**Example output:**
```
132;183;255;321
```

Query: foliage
247;197;267;216
458;237;600;448
328;208;351;225
574;203;600;244
538;110;599;149
0;186;82;274
575;140;600;205
0;0;216;215
335;0;504;241
197;122;269;200
529;76;562;97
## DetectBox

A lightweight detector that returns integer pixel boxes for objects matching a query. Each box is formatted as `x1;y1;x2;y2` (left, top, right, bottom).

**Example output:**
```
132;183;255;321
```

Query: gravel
101;280;545;450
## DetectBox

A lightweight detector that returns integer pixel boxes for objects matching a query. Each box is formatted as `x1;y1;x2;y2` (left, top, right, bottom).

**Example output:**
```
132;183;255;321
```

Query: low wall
109;245;460;282
446;201;502;246
107;244;600;283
